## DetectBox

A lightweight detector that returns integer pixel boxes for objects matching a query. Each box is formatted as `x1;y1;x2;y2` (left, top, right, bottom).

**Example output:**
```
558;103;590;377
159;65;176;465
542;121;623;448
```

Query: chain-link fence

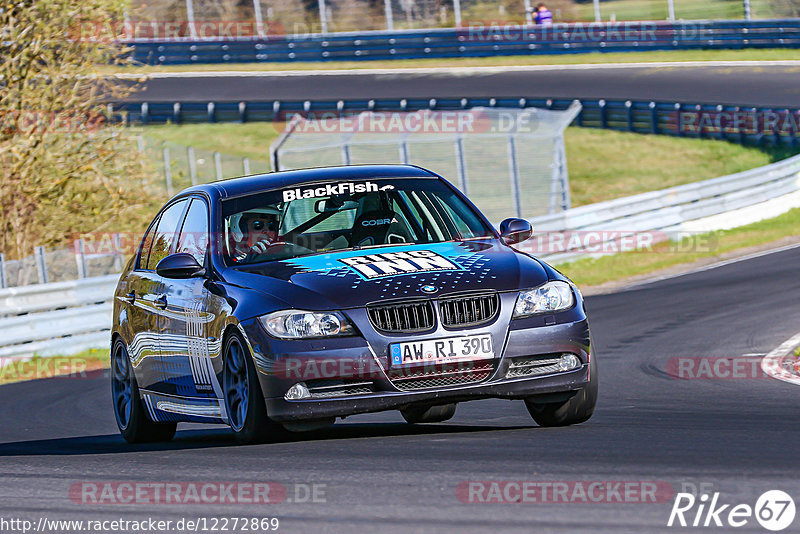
270;104;581;222
129;0;791;37
137;137;272;195
0;242;125;289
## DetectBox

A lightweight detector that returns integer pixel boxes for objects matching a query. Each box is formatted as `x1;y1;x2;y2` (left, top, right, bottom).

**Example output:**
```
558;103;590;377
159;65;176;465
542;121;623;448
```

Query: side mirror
156;253;205;279
499;218;533;245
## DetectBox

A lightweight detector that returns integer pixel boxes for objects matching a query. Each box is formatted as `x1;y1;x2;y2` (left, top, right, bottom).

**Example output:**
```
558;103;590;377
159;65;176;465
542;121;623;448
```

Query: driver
230;209;281;262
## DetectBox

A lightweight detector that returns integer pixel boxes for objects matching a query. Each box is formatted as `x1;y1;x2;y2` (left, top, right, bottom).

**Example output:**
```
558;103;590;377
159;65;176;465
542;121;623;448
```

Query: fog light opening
285;382;311;400
558;354;580;372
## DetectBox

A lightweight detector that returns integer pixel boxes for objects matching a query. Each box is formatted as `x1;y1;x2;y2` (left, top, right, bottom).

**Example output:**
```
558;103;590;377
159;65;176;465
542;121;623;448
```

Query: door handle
155;294;168;310
125;291;136;304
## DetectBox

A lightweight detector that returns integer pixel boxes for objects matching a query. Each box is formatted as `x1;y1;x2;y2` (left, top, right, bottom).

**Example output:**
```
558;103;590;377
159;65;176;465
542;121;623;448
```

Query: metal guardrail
127;19;800;65
528;152;800;263
0;275;118;360
116;97;800;146
2;153;799;360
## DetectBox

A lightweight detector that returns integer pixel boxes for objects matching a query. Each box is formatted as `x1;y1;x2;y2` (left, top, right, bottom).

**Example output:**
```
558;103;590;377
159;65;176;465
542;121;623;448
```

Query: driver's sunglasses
251;218;278;232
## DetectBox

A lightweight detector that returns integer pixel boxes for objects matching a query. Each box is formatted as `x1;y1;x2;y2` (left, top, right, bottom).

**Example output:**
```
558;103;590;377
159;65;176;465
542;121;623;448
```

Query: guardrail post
172;102;181;124
141;102;149;125
188;146;198;185
113;233;124;272
341;144;351;165
163;147;174;196
675;103;683;137
214;151;223;180
74;239;88;279
243;157;251;175
650;102;658;134
599;100;607;129
35;246;48;285
207;102;216;123
455;136;468;195
0;253;6;289
696;105;704;139
453;0;462;27
239;102;247;122
625;100;634;132
507;135;522;218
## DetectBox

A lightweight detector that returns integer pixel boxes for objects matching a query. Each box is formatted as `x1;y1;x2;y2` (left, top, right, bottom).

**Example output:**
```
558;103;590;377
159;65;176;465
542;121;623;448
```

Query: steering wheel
245;240;315;262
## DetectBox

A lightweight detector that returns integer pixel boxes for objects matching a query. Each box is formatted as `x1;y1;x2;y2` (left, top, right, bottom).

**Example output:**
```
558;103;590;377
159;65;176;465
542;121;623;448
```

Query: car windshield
221;177;494;265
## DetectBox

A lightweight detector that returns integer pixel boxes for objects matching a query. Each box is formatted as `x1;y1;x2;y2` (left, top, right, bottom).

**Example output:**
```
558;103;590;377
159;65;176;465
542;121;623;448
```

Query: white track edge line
761;331;800;386
114;60;800;79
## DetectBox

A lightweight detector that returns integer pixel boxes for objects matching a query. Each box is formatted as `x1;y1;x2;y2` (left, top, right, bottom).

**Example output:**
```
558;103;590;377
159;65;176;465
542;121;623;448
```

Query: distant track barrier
125;19;800;65
115;97;800;147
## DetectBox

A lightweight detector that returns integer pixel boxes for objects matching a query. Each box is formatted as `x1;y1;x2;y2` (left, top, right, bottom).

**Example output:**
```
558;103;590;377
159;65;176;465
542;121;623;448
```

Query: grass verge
105;48;800;75
0;348;109;386
559;207;800;287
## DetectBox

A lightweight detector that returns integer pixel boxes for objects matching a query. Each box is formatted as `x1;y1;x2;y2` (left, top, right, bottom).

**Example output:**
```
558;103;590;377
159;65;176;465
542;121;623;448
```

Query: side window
137;215;160;270
146;200;188;270
177;198;210;264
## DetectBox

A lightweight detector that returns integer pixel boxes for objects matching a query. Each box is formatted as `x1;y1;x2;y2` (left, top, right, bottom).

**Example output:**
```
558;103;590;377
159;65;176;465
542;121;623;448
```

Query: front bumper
242;307;592;422
264;364;589;421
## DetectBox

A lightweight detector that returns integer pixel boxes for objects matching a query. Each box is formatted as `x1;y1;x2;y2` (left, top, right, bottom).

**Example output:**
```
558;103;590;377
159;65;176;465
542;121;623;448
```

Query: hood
223;240;550;310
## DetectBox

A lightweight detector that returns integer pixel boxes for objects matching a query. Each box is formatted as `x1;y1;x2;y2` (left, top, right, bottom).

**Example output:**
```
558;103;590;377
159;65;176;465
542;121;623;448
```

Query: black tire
524;354;598;427
111;338;177;444
401;403;457;424
222;330;279;444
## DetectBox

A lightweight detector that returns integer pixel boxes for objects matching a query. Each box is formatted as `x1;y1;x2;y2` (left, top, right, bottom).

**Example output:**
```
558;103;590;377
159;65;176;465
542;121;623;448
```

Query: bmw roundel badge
421;285;438;294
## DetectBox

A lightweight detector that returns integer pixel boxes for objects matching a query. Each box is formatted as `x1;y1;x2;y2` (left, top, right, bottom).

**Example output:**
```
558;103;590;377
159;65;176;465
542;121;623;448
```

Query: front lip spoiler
263;365;589;422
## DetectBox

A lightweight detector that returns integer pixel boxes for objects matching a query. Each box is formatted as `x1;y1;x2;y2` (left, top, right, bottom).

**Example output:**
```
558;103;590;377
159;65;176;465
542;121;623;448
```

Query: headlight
513;281;575;318
259;310;355;339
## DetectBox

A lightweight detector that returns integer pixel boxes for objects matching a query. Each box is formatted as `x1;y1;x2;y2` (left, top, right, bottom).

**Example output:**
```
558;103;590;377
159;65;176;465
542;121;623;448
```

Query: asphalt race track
2;244;800;533
133;63;800;107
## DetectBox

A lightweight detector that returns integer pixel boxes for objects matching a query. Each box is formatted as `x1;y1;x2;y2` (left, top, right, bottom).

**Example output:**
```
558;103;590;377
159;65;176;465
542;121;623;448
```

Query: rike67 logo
668;490;796;531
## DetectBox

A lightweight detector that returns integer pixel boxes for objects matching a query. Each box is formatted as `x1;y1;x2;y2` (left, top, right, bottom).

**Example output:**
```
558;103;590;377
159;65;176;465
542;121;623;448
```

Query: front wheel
111;339;176;443
524;354;598;427
223;331;280;444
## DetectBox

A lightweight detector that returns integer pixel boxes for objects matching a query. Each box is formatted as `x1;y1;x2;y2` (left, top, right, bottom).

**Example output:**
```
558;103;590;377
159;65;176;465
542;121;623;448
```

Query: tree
0;0;160;260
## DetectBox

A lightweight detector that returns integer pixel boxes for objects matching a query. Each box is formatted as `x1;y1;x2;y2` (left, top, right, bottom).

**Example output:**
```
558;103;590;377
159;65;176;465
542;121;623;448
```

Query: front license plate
389;334;494;367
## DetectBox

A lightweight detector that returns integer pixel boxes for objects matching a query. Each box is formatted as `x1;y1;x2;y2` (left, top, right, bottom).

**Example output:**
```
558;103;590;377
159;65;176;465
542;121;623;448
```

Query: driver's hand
250;239;274;255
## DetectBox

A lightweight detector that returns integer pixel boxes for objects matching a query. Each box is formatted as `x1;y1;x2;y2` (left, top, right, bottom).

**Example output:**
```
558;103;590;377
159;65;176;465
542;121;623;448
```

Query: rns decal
283;181;391;202
340;250;461;279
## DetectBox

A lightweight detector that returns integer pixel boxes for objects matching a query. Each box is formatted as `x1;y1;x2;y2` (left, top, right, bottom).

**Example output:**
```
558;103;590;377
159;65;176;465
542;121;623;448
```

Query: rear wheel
223;331;279;444
111;339;176;443
524;355;598;427
401;403;457;424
